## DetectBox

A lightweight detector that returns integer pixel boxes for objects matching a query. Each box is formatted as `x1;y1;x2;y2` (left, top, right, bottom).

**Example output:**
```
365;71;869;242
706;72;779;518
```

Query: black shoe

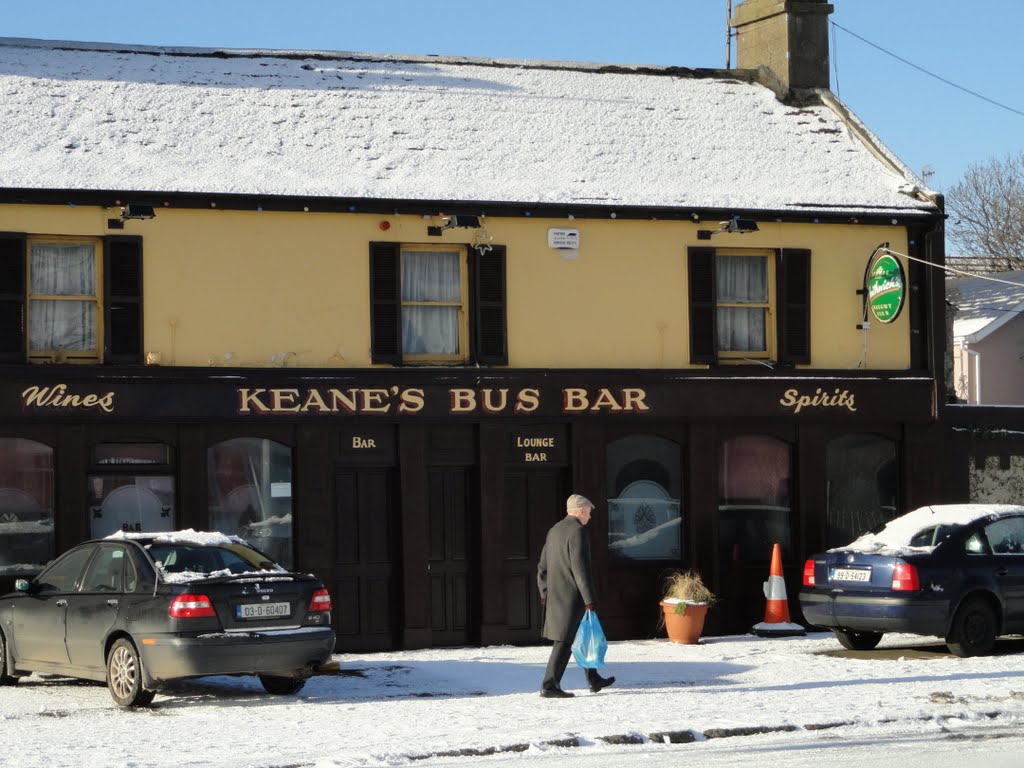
540;687;575;699
588;675;616;693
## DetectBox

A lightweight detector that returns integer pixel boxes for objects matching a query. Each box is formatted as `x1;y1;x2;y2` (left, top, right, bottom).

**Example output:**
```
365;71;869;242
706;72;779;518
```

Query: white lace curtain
716;255;767;352
29;242;96;351
401;250;461;355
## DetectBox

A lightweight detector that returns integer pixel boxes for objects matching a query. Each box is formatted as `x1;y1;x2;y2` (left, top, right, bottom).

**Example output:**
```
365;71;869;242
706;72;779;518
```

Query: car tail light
308;588;332;612
891;562;920;591
169;594;216;618
802;559;815;587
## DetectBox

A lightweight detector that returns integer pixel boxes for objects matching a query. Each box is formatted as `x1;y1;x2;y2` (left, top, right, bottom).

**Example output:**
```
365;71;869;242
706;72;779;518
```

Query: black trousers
542;640;603;692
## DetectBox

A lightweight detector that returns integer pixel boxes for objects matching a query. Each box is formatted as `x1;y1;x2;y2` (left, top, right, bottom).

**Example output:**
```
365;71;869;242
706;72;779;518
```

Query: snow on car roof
105;529;247;547
831;504;1024;556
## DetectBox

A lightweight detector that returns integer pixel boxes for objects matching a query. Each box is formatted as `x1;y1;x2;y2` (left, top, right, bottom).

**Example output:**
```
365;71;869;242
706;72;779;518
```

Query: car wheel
0;632;19;685
106;639;155;707
835;629;883;651
259;674;306;695
947;597;998;657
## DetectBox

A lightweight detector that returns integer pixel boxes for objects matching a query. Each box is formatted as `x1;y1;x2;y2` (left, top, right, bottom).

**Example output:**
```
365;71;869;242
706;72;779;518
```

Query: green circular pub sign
867;253;906;324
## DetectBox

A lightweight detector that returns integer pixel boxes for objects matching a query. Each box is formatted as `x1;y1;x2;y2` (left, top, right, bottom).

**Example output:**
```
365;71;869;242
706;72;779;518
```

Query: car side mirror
15;578;31;592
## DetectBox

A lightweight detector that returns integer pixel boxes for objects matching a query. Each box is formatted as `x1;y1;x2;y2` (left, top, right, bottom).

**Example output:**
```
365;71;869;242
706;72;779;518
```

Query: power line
885;246;1024;318
886;246;1024;287
831;21;1024;120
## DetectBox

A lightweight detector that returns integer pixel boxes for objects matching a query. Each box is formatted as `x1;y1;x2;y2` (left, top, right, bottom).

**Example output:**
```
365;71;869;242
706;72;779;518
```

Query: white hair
566;493;593;511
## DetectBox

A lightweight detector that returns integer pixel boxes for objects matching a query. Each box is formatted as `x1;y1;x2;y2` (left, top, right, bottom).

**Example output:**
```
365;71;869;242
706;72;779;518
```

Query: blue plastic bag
571;609;608;668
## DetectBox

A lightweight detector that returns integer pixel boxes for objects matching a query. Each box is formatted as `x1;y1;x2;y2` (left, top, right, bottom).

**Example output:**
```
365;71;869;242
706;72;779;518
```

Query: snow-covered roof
0;37;937;215
834;503;1024;556
949;269;1024;343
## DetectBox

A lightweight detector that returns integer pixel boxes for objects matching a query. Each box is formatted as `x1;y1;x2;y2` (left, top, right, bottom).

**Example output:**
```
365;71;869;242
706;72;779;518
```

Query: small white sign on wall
548;228;580;250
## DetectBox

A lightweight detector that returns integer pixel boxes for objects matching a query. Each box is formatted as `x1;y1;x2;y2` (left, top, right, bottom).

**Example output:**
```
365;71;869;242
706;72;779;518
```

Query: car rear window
148;543;284;578
908;525;956;548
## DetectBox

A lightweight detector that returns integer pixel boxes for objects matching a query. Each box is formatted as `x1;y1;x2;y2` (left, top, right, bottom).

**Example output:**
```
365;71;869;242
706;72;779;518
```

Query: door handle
995;568;1009;577
56;599;67;607
106;599;119;607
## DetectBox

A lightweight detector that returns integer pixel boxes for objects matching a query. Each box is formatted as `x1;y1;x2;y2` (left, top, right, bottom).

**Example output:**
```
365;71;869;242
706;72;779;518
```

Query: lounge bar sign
507;426;567;464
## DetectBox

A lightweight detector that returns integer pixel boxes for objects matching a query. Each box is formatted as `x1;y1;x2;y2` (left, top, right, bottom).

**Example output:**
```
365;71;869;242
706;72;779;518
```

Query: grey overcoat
537;514;598;642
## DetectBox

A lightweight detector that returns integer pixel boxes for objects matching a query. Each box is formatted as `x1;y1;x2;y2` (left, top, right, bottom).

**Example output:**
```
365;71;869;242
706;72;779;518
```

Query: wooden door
501;468;567;643
334;468;398;652
427;468;478;646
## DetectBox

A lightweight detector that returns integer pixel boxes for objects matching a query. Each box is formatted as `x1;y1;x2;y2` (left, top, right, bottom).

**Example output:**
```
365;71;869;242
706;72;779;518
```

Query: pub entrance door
333;467;400;652
428;467;479;646
501;468;568;644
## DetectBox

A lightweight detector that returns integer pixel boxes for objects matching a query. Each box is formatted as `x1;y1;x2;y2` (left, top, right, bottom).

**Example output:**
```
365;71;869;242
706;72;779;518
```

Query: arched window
0;438;55;576
208;438;293;568
826;434;898;548
606;435;682;561
718;435;792;564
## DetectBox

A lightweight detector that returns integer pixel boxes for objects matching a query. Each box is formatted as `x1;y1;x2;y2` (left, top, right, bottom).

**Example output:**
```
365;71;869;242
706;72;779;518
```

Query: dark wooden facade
0;366;947;648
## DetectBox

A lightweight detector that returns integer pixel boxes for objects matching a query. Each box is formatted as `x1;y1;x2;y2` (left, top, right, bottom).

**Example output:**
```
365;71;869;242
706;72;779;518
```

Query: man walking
537;493;615;698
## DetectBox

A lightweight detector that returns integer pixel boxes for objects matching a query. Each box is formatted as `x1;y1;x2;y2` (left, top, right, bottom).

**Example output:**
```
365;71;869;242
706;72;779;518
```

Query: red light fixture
802;559;816;587
891;562;920;591
379;221;391;231
308;588;332;612
169;594;216;618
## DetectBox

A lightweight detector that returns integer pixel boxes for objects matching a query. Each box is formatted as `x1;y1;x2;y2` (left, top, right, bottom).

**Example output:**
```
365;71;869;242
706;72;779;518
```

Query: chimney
730;0;834;93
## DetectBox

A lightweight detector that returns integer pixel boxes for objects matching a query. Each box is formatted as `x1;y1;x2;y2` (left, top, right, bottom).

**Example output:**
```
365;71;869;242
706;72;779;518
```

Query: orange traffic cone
752;542;805;637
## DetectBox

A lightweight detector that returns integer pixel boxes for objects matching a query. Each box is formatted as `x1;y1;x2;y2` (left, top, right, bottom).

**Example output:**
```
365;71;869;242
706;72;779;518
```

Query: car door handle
995;568;1009;577
55;599;67;607
106;599;119;607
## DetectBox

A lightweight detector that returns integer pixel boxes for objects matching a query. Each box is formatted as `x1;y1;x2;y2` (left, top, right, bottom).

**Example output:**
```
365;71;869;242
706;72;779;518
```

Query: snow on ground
2;631;1024;767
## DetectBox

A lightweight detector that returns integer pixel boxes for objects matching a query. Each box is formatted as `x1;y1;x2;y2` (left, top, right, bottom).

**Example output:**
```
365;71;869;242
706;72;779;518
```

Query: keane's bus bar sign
12;379;931;423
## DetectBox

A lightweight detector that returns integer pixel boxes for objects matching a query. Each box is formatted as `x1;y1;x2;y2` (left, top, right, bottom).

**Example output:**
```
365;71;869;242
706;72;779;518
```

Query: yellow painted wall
0;204;913;370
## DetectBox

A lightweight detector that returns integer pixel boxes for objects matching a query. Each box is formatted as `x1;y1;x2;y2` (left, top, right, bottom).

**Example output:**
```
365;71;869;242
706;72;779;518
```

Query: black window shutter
688;247;717;365
0;233;27;364
777;248;811;364
104;236;144;365
369;242;401;364
472;245;507;365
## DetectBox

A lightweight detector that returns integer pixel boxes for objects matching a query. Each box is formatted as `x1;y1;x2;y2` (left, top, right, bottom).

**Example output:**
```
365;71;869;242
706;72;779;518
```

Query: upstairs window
28;239;100;363
716;252;771;357
689;247;810;366
370;242;507;366
0;233;143;365
401;247;467;361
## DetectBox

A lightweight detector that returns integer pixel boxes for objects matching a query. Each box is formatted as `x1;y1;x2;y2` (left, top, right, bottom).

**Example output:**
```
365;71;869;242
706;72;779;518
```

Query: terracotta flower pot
660;600;709;644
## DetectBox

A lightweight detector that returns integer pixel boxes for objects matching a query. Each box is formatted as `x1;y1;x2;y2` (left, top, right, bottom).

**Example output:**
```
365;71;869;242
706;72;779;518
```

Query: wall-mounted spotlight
697;217;759;240
428;214;481;236
121;204;156;220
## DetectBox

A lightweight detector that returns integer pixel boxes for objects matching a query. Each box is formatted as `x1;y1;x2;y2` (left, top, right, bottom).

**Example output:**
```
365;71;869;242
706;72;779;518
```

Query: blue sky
4;0;1022;194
